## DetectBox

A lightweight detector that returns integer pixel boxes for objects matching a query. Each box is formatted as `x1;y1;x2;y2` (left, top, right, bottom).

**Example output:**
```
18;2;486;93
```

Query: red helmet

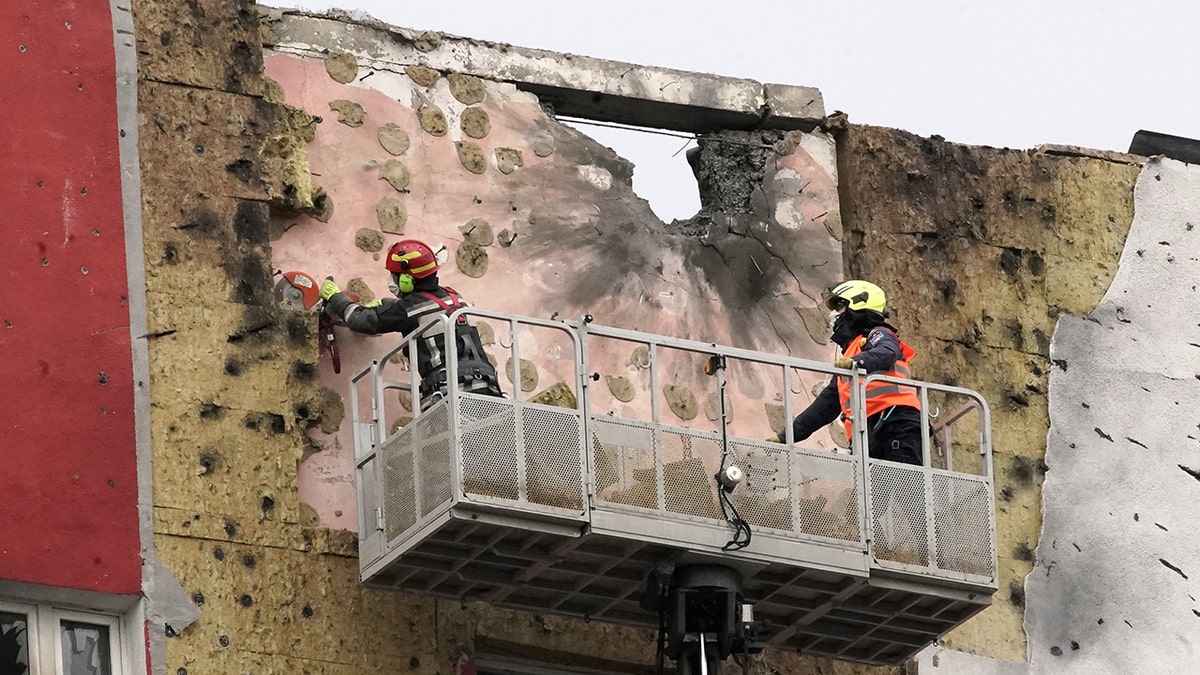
385;239;438;278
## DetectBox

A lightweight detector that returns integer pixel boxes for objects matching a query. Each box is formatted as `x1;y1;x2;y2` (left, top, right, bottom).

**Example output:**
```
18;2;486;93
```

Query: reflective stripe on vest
397;291;460;375
836;334;920;435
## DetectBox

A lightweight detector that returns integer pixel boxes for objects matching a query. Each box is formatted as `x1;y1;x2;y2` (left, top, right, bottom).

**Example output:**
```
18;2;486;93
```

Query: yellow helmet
824;280;887;314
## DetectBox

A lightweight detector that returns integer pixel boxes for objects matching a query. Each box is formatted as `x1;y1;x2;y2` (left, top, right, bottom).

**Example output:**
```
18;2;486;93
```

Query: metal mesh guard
591;416;656;509
659;429;723;521
592;420;864;543
381;403;451;544
727;439;795;532
382;450;414;543
521;404;584;510
730;441;863;542
795;451;862;542
870;462;930;567
933;473;996;578
460;396;519;501
590;418;723;522
459;396;585;511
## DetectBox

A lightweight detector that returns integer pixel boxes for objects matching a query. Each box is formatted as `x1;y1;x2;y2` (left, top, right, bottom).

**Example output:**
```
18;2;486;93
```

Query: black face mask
831;310;886;348
830;312;858;349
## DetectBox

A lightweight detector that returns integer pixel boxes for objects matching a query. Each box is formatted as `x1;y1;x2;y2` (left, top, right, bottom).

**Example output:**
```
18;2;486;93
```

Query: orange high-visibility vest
836;330;920;437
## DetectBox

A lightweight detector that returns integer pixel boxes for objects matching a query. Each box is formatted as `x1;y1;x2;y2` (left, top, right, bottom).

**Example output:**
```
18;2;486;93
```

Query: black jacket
325;275;440;336
326;275;499;397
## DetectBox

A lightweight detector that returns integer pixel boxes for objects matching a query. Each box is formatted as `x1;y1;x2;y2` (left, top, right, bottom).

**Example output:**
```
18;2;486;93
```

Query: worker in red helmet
320;239;501;404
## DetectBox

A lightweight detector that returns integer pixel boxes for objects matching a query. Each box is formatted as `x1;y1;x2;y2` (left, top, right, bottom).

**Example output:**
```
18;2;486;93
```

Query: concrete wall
262;12;845;533
18;1;1190;672
919;157;1200;673
1027;156;1200;672
132;3;868;674
835;124;1144;663
132;0;340;670
0;0;142;597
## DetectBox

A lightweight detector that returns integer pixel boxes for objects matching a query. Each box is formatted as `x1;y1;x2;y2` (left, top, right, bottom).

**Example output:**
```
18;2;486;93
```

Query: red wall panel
0;1;141;594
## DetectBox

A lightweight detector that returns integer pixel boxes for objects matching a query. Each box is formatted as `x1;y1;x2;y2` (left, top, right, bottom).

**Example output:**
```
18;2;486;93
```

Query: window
0;601;126;675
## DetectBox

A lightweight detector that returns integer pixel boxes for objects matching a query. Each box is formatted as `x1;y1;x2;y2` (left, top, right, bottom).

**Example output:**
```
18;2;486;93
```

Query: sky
268;0;1200;221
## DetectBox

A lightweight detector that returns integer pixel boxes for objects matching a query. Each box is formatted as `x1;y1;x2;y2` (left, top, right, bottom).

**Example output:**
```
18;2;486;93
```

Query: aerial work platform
350;310;997;666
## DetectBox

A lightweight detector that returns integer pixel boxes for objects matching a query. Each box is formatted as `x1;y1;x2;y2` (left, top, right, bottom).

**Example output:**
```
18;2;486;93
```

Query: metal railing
352;308;997;586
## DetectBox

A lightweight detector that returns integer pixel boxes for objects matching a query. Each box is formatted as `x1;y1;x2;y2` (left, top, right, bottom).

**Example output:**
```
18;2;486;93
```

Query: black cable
655;587;668;675
709;356;752;551
719;490;752;551
716;463;751;550
738;627;753;675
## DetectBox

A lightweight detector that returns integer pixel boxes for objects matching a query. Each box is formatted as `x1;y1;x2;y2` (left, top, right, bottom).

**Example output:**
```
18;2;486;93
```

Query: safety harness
415;288;501;398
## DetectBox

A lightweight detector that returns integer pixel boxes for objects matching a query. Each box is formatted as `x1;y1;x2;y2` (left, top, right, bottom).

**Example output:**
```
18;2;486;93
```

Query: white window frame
53;608;124;675
0;597;140;675
1;599;41;673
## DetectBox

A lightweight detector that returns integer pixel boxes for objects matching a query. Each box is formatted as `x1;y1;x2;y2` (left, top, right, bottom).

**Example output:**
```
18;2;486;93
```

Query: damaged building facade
2;0;1198;674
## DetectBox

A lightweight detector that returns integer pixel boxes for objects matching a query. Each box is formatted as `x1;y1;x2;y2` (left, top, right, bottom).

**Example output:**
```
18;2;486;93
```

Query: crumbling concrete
128;2;1174;672
131;2;854;673
265;9;824;133
262;12;848;538
914;158;1200;675
835;124;1142;663
260;7;877;672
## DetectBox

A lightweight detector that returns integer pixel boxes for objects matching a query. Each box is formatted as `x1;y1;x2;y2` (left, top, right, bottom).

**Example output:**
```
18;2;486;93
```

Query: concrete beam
266;10;825;133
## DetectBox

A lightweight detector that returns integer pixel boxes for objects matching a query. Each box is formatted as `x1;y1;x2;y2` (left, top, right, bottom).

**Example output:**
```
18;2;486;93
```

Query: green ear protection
397;273;415;294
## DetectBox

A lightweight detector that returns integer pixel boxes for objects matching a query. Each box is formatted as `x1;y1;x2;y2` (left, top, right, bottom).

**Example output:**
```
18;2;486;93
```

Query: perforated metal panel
659;428;724;521
933;473;996;579
722;440;862;543
458;395;586;515
867;461;996;582
591;416;659;511
592;420;865;547
380;402;452;544
789;447;862;543
419;407;453;518
592;419;730;525
521;404;584;510
382;450;415;542
459;395;520;501
727;439;797;532
870;462;930;568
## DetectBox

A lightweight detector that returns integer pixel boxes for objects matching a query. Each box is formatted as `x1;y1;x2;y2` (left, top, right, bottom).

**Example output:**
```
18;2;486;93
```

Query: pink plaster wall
264;53;844;531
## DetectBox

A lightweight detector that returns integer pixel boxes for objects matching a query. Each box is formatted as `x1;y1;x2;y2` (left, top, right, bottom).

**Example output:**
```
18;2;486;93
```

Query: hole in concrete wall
560;118;700;223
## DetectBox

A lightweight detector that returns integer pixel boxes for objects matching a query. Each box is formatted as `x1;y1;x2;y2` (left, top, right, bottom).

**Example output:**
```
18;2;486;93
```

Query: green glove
765;433;782;443
320;279;341;301
834;356;855;369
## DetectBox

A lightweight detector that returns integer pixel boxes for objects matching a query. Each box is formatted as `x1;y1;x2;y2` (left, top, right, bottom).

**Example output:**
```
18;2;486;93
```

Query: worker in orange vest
769;280;923;465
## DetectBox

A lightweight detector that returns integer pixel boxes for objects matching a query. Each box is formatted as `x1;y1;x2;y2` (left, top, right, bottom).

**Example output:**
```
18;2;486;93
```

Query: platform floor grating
365;515;989;665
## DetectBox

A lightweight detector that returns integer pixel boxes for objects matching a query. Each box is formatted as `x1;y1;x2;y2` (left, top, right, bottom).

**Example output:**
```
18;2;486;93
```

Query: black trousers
865;406;923;465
